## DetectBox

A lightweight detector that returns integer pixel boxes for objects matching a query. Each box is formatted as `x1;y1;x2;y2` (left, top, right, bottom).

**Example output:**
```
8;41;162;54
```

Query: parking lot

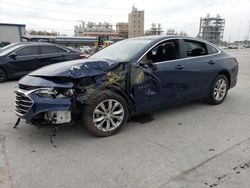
0;49;249;188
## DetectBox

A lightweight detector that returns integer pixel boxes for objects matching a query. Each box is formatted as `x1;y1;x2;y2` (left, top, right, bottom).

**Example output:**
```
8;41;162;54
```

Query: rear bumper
229;64;238;89
230;78;237;89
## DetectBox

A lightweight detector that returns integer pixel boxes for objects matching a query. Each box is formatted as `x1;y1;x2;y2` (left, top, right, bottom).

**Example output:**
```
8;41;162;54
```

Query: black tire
206;74;229;105
82;90;129;137
0;68;7;83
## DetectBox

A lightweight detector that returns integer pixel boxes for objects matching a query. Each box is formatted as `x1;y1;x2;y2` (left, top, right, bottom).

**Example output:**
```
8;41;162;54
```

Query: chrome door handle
208;60;216;65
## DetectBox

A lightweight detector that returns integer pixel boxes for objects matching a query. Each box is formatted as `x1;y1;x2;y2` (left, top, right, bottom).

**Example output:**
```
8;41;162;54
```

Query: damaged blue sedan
14;36;238;136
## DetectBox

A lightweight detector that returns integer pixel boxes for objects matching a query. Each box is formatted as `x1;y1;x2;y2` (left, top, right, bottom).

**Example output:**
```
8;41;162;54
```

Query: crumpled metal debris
13;118;21;128
69;60;119;78
130;66;146;85
49;125;58;148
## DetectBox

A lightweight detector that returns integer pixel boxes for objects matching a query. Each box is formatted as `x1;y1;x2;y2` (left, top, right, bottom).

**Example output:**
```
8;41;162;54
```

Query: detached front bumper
15;88;72;122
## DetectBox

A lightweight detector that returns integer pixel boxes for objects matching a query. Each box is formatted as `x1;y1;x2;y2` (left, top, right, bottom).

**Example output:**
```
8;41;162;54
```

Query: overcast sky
0;0;249;41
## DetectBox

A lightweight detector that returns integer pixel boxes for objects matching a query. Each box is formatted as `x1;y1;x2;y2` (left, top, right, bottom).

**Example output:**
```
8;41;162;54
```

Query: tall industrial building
198;14;225;45
128;6;144;38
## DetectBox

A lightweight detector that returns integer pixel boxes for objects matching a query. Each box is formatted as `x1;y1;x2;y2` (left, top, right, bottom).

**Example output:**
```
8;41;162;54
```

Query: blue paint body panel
14;36;239;121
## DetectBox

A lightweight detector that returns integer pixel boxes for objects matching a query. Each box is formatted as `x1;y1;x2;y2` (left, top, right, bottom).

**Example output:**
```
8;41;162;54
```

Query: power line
247;22;250;41
1;2;127;17
0;10;83;23
0;16;120;34
41;0;129;10
0;10;126;25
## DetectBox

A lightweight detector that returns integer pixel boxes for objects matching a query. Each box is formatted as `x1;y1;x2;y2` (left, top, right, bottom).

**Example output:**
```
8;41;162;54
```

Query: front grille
15;90;33;116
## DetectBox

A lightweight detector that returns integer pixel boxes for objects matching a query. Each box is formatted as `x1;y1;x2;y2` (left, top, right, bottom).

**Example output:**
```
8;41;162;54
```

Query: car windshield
90;39;152;61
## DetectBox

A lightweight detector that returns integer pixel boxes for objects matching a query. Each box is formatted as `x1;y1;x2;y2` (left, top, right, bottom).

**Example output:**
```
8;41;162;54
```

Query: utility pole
247;22;250;46
237;24;241;46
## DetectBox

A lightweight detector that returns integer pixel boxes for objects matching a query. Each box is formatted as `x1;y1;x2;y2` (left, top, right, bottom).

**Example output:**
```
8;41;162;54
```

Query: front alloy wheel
82;90;128;137
93;99;124;132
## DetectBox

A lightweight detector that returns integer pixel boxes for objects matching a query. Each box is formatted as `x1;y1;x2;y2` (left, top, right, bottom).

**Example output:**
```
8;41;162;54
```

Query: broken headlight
34;88;74;99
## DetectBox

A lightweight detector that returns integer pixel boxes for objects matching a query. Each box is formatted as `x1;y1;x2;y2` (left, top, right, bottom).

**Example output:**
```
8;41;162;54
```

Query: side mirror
139;60;158;72
9;53;17;60
148;61;158;72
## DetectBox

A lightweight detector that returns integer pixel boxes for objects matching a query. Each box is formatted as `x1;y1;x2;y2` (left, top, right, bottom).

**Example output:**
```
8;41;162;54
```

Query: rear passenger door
180;39;219;99
38;45;69;67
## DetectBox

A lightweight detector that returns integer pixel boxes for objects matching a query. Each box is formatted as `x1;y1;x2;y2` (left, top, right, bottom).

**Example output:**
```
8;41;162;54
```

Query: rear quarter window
207;44;219;54
184;40;207;57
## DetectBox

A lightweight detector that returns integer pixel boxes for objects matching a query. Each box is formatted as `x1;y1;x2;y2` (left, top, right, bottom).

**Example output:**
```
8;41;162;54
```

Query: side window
40;46;67;54
144;40;179;63
184;40;207;57
15;46;40;56
207;44;219;54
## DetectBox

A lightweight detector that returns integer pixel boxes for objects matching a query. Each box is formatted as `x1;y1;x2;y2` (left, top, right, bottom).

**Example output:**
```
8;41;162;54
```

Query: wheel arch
106;85;134;114
81;86;130;137
218;70;231;88
0;66;8;79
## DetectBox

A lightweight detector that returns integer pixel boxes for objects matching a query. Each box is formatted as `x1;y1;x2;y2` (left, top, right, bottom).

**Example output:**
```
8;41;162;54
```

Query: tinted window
207;44;219;54
184;40;207;57
40;46;66;54
15;46;40;56
144;40;179;63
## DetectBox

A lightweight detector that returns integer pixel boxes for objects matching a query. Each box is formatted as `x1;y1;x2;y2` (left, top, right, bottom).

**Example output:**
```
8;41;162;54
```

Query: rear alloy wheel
82;91;128;137
0;68;7;83
207;74;229;105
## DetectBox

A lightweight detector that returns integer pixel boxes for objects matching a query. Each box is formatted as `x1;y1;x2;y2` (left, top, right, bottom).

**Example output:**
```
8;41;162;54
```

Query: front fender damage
17;60;148;146
72;60;146;114
75;61;129;106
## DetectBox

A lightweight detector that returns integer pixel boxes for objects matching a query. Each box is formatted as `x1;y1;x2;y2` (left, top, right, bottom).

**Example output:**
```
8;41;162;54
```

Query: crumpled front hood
29;58;119;79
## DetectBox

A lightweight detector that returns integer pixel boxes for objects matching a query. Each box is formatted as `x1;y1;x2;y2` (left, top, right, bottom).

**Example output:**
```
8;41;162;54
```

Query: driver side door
131;39;188;113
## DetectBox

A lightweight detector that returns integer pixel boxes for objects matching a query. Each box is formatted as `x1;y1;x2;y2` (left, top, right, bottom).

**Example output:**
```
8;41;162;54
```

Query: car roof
2;42;69;52
131;35;218;48
0;42;72;56
122;35;220;62
133;35;208;42
133;35;189;40
13;42;59;47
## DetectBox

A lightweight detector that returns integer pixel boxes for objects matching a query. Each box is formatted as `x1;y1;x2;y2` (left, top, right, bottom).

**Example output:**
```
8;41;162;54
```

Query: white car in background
219;45;228;50
79;46;92;53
